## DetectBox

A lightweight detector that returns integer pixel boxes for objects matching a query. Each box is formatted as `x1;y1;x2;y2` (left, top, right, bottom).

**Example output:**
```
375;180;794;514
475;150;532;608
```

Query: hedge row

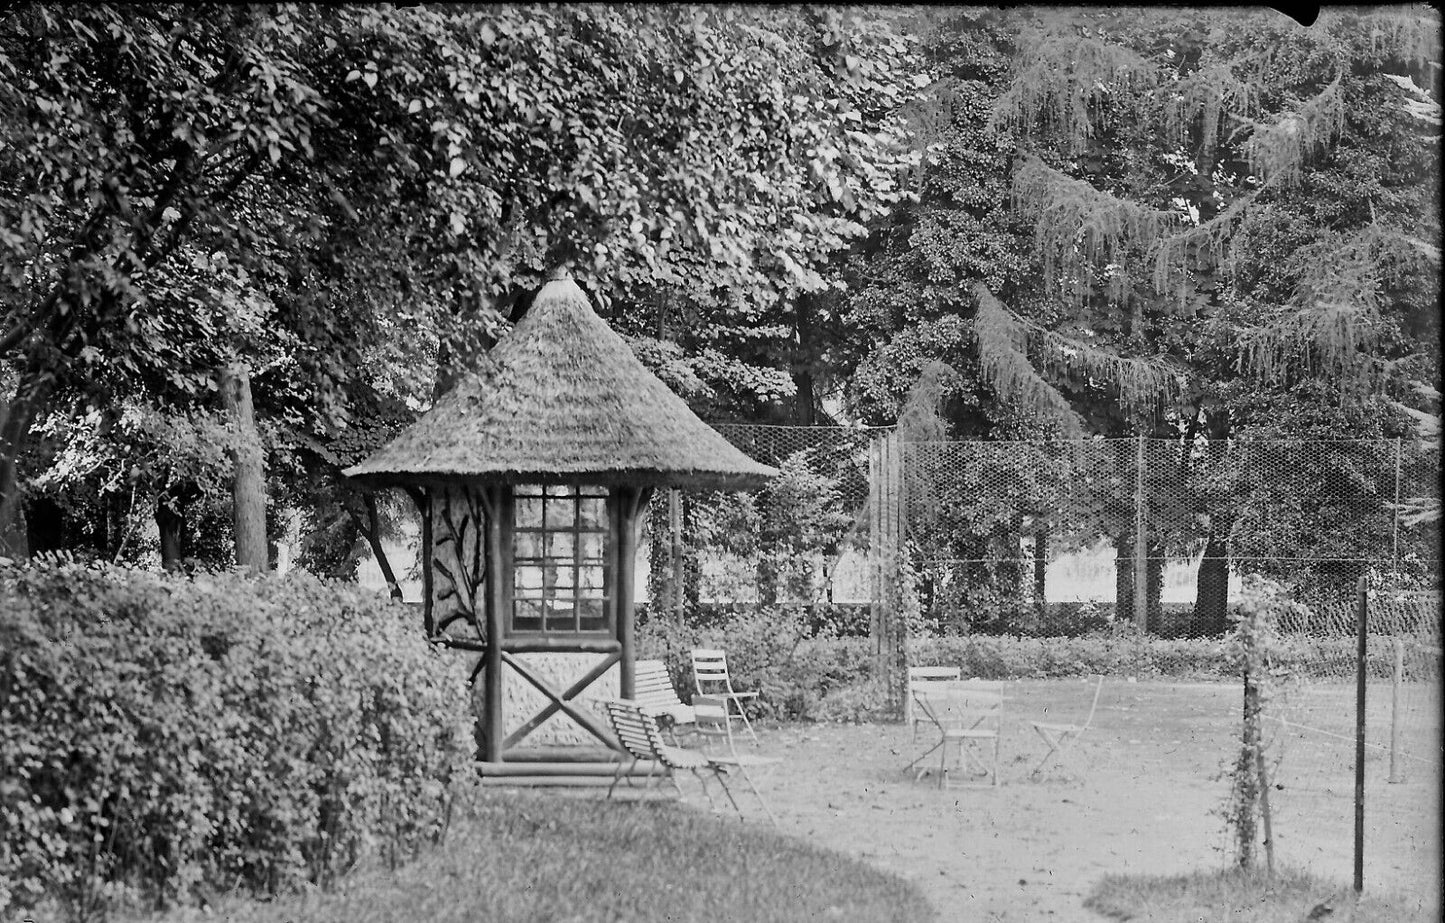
0;561;472;920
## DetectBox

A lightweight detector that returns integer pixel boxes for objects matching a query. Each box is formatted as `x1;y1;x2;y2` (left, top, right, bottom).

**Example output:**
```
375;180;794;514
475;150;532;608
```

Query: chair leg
732;763;780;828
712;766;745;818
730;697;758;744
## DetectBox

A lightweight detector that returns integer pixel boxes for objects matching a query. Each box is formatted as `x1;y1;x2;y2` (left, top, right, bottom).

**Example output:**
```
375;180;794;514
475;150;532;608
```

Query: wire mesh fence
901;436;1441;638
640;427;1440;641
639;424;889;628
1258;588;1442;886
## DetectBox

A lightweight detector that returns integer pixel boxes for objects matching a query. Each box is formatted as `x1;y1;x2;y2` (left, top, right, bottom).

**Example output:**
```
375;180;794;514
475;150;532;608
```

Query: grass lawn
1084;867;1438;923
121;788;934;923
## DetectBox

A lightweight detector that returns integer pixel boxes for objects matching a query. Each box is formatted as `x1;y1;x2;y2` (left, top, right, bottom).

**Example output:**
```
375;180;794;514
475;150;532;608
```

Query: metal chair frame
1030;675;1104;778
690;648;758;744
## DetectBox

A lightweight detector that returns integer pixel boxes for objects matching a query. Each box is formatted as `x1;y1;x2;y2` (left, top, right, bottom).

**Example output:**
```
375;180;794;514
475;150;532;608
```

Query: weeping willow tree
969;6;1442;625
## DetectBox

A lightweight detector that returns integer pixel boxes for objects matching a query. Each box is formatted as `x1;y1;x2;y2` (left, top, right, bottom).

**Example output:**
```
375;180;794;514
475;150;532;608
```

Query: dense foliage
1;3;922;567
0;561;471;920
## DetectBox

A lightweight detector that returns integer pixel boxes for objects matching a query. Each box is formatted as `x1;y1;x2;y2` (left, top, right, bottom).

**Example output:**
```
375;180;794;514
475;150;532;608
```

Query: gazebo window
510;484;611;635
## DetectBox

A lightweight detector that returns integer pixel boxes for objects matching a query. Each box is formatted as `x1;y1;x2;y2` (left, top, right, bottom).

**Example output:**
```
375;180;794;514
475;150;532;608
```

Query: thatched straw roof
344;275;778;490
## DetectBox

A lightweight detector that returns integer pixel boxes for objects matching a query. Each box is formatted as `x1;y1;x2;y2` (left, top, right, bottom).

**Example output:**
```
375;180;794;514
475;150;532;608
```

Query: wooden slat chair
634;659;694;742
602;699;742;817
913;680;1004;789
693;694;781;827
690;648;758;744
1030;675;1105;778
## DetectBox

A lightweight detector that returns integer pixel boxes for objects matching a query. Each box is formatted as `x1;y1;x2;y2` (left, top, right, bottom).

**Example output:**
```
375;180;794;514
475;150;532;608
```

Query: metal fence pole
1354;575;1368;894
1390;637;1405;784
1134;435;1148;633
1392;436;1403;579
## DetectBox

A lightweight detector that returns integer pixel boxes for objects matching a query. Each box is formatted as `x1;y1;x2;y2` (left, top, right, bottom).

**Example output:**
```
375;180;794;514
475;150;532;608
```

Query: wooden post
1133;435;1148;633
1354;576;1368;893
669;488;684;624
614;486;649;700
1255;741;1275;875
483;486;506;763
869;432;907;719
1390;637;1405;783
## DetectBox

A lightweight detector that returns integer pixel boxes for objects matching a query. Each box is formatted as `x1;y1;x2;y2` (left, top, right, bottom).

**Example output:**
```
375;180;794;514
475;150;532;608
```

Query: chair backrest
1076;675;1105;731
691;649;736;696
915;680;1004;731
634;659;685;712
905;667;962;723
603;700;670;765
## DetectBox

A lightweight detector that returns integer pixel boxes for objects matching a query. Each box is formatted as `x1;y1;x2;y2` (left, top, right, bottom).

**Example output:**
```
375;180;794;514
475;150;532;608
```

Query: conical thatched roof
344;276;778;490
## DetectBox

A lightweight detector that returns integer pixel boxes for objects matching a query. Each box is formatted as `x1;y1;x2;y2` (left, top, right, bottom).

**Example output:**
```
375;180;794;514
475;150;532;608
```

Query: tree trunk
1146;540;1165;634
355;493;403;600
1193;410;1233;637
219;362;268;573
157;498;186;572
1033;528;1048;624
0;369;51;559
1195;531;1230;636
1114;530;1135;627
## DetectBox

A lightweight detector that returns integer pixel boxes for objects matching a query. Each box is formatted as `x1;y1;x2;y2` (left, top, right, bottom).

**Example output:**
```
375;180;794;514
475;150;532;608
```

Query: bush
0;559;472;920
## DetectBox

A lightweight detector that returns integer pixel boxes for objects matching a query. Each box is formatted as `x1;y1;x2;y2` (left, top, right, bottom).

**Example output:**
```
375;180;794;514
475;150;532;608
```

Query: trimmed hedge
0;560;472;920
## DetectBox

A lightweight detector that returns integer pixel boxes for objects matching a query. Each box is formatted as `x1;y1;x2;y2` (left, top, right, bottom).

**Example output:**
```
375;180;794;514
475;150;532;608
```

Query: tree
1;5;922;564
842;7;1440;630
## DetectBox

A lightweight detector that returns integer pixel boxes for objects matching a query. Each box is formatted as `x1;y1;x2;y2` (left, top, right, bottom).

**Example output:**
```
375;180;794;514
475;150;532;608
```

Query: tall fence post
1354;575;1368;894
1134;435;1148;633
1391;436;1402;579
869;431;907;720
668;487;684;625
1389;637;1405;784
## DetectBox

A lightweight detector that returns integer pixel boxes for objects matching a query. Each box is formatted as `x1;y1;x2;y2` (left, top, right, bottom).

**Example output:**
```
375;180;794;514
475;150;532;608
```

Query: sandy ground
716;679;1441;922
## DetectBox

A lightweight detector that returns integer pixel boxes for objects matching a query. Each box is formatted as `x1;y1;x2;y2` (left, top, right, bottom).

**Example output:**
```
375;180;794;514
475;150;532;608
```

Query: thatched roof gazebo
345;272;776;783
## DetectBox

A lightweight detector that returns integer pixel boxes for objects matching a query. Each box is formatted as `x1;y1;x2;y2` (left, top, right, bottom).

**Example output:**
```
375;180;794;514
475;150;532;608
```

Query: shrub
0;559;472;920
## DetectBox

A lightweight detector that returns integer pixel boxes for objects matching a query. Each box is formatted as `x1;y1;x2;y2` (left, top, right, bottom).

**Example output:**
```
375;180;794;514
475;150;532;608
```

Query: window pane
578;533;604;562
546;532;575;560
578;564;604;593
515;497;543;528
514;531;542;560
578;598;606;632
545;599;576;633
515;565;544;593
513;600;542;633
578;496;606;529
544;495;574;528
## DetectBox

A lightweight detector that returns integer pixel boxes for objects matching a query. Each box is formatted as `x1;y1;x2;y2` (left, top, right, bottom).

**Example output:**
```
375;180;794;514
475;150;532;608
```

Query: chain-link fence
643;428;1440;640
639;424;889;631
900;436;1441;638
1256;586;1442;888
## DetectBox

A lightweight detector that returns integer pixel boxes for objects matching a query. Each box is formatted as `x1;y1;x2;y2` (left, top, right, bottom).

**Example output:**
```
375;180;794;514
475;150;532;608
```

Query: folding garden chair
602;699;742;818
1030;675;1104;778
693;694;781;827
911;680;1004;789
633;659;694;743
690;648;758;744
905;666;962;742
